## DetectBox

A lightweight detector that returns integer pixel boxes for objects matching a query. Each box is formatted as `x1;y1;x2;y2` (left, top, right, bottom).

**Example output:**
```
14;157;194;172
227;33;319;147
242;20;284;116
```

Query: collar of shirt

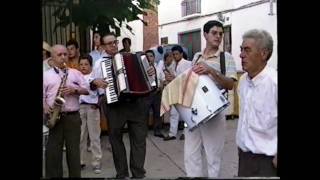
246;65;269;87
53;66;68;76
199;48;222;59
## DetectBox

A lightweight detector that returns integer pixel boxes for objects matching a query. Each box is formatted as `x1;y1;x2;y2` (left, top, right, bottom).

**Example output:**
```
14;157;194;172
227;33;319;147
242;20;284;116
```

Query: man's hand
61;87;77;96
164;71;175;82
272;154;277;168
192;61;215;75
147;66;155;77
44;103;52;114
93;78;108;89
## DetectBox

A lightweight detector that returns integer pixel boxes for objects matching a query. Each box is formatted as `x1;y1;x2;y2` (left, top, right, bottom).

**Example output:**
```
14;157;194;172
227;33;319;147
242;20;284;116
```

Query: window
181;0;201;17
223;26;231;53
161;37;168;45
179;30;201;61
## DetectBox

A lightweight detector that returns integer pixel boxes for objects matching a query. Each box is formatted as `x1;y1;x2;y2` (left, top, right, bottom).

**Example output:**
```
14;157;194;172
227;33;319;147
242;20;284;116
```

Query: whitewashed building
158;0;277;116
158;0;277;70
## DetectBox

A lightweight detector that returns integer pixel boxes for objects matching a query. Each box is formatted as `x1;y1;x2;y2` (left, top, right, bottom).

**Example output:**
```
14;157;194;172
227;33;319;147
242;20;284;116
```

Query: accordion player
101;52;157;104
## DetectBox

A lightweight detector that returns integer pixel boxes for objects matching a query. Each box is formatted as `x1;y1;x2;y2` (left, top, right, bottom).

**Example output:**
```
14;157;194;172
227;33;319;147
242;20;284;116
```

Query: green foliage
42;0;160;36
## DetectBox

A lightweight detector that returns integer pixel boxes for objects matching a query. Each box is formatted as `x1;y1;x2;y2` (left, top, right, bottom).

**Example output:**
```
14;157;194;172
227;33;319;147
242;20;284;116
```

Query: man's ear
261;49;269;62
204;32;208;40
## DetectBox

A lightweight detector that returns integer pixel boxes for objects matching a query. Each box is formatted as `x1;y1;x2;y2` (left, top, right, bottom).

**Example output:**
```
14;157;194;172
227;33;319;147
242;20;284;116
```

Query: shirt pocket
250;98;276;131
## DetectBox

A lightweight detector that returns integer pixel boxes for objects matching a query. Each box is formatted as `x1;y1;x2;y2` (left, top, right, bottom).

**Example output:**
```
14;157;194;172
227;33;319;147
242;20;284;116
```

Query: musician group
43;20;277;178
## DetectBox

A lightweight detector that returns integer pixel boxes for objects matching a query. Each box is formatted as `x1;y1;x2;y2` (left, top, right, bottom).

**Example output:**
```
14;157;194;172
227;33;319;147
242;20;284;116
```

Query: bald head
51;44;66;55
51;44;68;68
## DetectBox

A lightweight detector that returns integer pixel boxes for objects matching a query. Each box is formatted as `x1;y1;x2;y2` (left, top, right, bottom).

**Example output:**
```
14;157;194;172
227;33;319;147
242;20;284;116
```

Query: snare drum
175;75;229;131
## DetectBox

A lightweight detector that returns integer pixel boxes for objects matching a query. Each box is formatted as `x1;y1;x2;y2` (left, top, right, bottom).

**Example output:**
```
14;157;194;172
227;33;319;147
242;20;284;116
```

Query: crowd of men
43;20;277;178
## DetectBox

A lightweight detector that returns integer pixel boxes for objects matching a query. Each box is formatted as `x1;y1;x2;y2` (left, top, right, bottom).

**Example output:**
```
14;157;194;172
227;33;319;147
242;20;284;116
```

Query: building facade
158;0;277;70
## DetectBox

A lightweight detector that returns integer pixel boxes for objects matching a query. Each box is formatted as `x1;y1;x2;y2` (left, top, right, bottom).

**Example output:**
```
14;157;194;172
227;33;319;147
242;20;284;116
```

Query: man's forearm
209;69;235;90
77;88;89;95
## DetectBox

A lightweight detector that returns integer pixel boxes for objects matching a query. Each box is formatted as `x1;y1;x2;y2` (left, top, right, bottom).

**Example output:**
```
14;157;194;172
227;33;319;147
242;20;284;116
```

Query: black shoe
115;175;130;179
81;164;86;170
163;135;176;141
178;121;185;130
131;175;145;179
179;134;185;140
154;131;164;138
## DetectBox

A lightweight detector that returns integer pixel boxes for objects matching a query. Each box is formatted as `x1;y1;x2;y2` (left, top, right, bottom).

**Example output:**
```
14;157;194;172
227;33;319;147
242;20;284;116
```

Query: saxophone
47;63;68;129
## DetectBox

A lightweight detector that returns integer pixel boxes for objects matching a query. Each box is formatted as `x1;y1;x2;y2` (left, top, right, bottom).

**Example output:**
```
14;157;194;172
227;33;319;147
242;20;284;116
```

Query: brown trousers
238;148;277;177
45;112;81;178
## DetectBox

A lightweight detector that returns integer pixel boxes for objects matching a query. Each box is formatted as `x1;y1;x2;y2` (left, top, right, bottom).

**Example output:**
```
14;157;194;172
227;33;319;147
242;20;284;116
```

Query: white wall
158;0;277;71
158;0;233;25
118;18;144;52
201;0;233;15
231;2;277;71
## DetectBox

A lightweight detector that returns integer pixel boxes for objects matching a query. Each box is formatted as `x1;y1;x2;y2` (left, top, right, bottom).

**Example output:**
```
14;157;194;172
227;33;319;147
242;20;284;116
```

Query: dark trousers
45;112;81;178
104;98;148;178
146;91;162;132
238;148;277;177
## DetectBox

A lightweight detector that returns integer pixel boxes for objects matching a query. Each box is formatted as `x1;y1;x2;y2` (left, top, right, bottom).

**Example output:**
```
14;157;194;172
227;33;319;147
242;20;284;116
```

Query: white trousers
168;106;180;137
80;104;102;167
184;111;226;178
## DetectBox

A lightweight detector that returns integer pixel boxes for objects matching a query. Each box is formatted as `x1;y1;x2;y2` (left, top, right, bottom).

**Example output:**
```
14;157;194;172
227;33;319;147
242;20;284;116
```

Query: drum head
176;75;229;131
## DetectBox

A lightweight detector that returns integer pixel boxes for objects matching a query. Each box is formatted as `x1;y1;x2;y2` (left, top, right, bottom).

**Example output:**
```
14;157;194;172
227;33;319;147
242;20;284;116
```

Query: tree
42;0;160;36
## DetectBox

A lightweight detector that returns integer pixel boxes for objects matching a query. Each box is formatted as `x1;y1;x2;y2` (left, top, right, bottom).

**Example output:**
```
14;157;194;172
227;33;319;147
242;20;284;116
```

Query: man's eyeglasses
103;40;119;46
211;31;223;37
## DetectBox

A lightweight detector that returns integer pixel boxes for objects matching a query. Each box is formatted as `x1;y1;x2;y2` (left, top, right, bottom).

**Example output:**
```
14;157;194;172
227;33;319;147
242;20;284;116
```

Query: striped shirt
192;49;237;89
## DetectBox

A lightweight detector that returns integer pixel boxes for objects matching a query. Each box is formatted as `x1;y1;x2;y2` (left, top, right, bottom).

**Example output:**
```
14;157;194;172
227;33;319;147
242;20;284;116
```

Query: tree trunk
79;25;90;54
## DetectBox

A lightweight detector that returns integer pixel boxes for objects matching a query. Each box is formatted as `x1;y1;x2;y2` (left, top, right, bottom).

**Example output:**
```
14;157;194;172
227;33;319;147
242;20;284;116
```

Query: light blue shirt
90;50;107;65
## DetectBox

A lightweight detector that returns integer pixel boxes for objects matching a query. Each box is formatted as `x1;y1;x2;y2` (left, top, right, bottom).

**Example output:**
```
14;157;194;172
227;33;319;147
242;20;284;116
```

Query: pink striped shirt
43;67;88;112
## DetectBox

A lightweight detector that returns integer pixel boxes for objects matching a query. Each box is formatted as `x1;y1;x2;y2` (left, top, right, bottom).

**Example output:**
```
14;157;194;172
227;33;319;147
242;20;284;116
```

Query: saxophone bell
54;96;66;106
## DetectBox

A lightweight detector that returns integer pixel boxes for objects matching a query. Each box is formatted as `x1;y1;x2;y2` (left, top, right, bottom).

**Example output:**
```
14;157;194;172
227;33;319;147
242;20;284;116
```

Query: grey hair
242;29;273;60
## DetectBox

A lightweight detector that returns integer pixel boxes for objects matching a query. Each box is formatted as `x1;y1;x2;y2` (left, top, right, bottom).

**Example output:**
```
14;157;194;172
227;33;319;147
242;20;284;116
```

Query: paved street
43;119;239;178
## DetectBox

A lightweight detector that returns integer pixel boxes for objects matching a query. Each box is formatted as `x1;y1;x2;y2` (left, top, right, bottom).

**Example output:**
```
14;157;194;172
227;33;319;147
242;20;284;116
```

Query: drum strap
220;52;229;99
193;52;226;75
220;52;226;75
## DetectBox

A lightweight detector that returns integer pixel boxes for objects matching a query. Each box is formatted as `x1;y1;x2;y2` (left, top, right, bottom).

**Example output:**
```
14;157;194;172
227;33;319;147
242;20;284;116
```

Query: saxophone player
43;44;89;178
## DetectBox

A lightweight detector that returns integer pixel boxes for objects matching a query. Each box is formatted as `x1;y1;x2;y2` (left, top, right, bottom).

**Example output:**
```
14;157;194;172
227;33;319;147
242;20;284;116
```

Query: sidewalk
42;119;239;178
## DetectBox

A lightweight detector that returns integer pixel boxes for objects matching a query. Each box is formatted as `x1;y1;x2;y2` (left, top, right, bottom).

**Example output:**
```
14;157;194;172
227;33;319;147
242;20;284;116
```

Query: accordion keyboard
101;58;118;104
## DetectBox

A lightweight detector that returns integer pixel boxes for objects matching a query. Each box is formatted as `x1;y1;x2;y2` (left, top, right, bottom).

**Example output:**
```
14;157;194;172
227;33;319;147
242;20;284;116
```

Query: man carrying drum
184;20;237;178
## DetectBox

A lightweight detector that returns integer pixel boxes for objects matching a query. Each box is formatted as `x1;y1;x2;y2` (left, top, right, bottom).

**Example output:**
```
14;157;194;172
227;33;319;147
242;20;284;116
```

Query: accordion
101;52;157;104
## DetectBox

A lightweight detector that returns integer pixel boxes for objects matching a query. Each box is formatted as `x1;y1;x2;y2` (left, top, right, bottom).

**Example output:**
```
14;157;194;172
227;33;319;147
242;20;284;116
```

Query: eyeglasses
211;30;223;37
103;40;119;46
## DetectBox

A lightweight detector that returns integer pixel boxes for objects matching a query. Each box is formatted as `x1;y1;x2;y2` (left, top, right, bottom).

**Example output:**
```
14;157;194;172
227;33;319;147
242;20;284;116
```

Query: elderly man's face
51;45;68;68
102;35;119;56
240;38;266;75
